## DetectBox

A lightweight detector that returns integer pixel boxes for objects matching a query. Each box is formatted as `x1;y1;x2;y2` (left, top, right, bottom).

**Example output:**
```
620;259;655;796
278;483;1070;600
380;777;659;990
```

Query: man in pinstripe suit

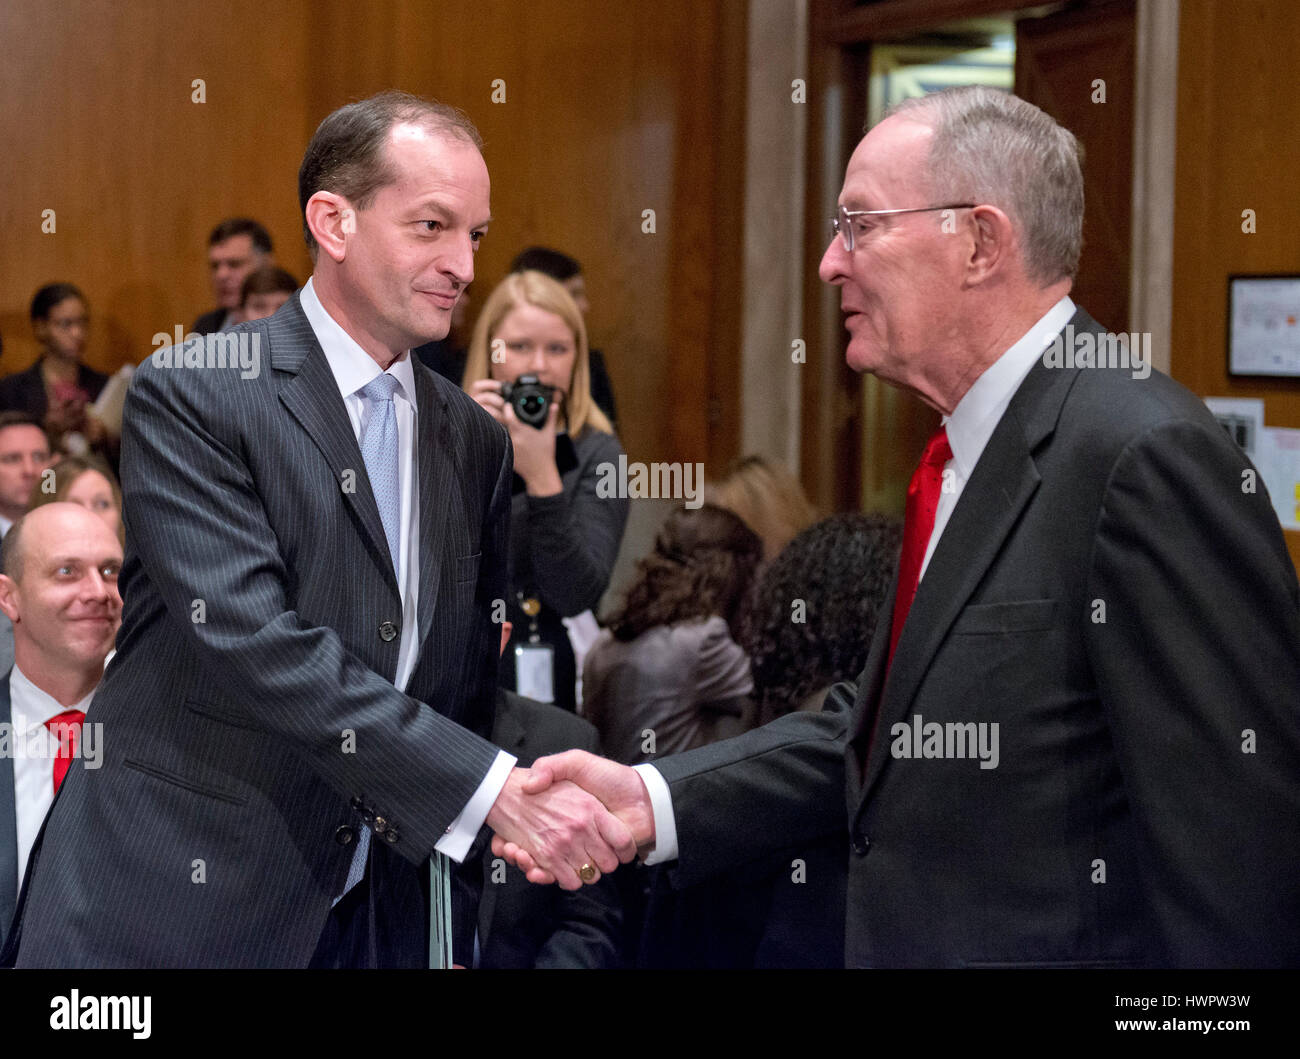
3;92;635;968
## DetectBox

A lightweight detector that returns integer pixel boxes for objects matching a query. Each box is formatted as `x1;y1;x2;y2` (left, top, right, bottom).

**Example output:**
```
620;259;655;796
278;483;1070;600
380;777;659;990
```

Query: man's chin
845;341;884;377
408;317;452;347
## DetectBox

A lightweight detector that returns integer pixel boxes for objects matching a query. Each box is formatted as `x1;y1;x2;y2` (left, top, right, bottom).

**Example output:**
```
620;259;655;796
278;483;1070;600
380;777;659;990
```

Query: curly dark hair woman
743;513;902;721
606;504;762;644
583;504;763;764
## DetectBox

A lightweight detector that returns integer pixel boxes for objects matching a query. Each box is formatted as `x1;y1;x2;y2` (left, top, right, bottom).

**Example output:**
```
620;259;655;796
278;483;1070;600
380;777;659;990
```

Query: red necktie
45;709;86;795
887;427;953;667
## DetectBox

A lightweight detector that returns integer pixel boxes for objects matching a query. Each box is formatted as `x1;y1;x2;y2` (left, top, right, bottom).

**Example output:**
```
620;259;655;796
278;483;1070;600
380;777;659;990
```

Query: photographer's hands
468;378;563;497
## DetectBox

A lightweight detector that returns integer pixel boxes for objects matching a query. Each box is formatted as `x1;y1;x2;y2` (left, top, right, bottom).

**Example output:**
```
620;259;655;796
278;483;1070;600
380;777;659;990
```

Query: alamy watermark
50;990;150;1038
890;713;999;770
595;455;704;509
151;326;261;379
1042;325;1150;380
0;720;103;768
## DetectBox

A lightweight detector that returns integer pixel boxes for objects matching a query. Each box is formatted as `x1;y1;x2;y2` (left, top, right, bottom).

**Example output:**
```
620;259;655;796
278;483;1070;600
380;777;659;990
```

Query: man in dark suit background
0;504;121;936
5;92;635;969
475;688;623;967
474;624;622;968
498;86;1300;967
190;217;275;335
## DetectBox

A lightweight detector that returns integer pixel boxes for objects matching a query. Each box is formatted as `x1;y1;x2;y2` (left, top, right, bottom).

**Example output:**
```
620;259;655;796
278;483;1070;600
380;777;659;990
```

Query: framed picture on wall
1228;274;1300;378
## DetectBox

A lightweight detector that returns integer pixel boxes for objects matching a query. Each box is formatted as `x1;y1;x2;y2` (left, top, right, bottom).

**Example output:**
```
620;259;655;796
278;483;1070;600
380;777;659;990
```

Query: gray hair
887;86;1084;286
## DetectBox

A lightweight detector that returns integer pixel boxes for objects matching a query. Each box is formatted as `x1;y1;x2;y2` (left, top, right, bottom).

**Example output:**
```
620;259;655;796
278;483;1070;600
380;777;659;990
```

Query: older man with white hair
501;86;1300;968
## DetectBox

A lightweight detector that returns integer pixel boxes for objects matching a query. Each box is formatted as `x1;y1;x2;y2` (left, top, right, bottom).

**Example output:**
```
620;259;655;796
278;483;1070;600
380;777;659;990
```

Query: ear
0;574;21;624
305;191;354;264
963;204;1016;287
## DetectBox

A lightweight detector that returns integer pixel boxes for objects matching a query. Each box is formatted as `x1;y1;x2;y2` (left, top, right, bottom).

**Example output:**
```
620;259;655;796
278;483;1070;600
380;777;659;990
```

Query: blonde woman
464;271;627;711
706;455;818;561
27;453;124;545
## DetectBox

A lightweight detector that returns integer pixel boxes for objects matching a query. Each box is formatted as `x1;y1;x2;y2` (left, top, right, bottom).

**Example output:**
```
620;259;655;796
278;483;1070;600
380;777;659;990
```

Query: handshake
484;752;656;890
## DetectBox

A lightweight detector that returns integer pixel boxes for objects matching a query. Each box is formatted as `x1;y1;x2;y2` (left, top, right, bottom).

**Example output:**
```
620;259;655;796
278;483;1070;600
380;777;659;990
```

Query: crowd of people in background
0;214;904;968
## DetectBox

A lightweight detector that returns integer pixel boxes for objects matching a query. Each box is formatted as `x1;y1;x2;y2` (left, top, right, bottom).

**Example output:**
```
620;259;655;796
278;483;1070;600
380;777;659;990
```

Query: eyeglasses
831;203;976;252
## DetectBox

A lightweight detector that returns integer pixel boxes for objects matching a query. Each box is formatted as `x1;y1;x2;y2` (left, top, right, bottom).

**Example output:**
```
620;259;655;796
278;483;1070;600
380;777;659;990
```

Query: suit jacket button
852;833;870;856
383;830;399;844
378;620;398;642
374;816;388;833
335;825;355;846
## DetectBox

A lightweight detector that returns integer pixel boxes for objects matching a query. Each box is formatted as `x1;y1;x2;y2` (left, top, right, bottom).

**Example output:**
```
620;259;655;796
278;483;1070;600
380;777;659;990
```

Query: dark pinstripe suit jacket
0;673;16;938
653;310;1300;967
4;293;512;967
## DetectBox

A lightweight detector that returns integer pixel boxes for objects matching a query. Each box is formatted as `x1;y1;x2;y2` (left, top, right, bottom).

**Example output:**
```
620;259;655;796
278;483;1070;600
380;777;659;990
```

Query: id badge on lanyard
514;643;555;703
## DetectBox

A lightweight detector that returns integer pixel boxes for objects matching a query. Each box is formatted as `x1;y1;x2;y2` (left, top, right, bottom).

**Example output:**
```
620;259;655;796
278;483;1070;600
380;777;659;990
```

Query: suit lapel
844;605;891;813
1;671;18;932
853;311;1098;812
413;366;455;652
272;294;398;593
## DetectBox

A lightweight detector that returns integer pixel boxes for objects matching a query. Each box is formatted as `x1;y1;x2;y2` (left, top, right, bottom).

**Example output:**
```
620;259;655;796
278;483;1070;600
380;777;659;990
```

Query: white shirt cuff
435;750;516;861
632;763;679;865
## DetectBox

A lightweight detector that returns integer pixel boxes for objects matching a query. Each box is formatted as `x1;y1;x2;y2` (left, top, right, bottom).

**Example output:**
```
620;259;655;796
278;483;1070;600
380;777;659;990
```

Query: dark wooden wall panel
1016;0;1135;335
1173;0;1300;570
0;0;746;470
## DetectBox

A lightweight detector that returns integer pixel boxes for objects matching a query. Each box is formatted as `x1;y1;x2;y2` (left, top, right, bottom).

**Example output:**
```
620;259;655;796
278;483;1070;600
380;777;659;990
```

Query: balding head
0;503;123;702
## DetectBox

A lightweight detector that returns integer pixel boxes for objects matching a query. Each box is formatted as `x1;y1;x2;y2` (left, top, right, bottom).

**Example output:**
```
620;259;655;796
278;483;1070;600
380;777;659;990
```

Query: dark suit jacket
654;308;1300;968
476;689;622;968
0;619;12;689
5;292;512;967
0;673;16;938
586;348;618;431
0;358;109;422
190;308;228;335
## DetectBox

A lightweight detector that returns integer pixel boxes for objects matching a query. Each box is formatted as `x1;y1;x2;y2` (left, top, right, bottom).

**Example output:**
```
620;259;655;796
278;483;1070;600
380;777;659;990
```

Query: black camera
500;374;556;429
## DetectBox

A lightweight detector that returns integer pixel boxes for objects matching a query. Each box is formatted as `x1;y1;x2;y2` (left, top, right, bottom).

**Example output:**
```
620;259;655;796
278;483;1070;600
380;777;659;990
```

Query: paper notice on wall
1257;427;1300;530
1204;397;1265;460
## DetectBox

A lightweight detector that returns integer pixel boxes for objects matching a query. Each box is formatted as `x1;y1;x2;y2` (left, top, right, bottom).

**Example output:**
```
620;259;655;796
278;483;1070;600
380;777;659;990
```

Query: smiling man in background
0;503;122;938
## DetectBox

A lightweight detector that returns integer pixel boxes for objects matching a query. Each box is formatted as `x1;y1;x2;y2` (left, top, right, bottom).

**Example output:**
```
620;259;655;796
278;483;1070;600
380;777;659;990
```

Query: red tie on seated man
45;710;87;795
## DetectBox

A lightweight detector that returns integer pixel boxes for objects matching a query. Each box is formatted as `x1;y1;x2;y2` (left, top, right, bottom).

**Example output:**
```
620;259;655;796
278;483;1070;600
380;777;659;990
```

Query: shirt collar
299;277;418;411
943;295;1076;480
11;664;96;732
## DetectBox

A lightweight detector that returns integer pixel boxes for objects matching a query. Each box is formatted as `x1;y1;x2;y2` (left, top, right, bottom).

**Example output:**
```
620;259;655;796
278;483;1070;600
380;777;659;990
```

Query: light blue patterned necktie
359;373;402;569
339;373;453;967
337;372;402;902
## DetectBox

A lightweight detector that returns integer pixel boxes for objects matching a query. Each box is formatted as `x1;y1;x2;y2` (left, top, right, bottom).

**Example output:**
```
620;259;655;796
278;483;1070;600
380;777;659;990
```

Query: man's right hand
491;751;656;884
485;765;638;890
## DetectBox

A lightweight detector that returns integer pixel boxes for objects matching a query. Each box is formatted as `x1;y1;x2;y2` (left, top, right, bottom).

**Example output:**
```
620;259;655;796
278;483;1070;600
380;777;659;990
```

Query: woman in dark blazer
464;271;628;712
0;284;109;456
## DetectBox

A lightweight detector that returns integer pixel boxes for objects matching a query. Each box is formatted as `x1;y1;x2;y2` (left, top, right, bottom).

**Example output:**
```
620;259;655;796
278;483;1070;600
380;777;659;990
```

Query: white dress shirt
300;279;513;861
10;666;96;888
920;295;1077;580
637;295;1077;864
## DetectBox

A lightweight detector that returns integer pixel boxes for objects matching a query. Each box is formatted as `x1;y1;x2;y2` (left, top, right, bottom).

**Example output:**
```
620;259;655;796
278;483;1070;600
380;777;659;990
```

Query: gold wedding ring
577;862;597;883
